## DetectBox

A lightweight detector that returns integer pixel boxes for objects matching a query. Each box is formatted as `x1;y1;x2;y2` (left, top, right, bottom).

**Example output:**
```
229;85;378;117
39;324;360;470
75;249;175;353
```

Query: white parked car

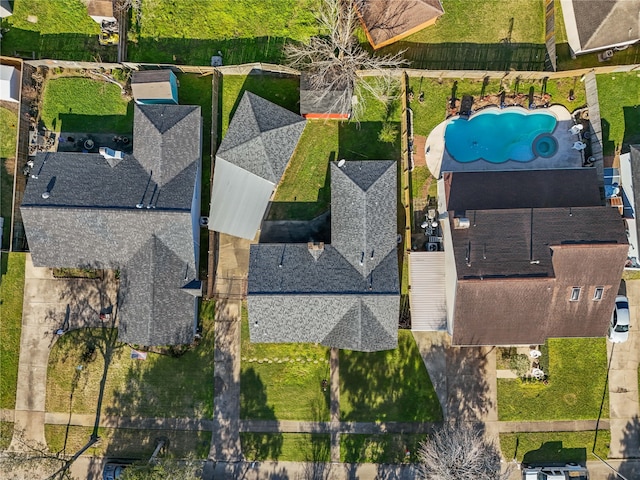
522;464;588;480
608;295;630;343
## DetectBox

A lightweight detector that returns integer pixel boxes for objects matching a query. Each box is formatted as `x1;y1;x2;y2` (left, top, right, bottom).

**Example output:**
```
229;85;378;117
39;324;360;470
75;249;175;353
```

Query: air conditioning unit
427;243;438;252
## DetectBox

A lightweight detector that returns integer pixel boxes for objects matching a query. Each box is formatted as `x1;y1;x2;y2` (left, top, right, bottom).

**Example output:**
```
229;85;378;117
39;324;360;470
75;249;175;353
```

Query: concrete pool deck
425;104;584;178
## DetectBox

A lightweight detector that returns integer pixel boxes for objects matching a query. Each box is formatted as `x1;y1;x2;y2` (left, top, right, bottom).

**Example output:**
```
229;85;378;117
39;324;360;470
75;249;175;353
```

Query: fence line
20;57;639;80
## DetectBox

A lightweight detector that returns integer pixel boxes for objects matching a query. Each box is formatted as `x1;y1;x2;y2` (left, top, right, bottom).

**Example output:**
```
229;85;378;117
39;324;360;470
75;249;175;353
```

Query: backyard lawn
377;0;545;70
0;0;113;61
45;425;210;459
240;306;331;421
498;338;609;421
0;422;13;450
596;73;640;156
339;330;442;422
45;300;216;418
241;433;330;462
128;0;320;65
0;253;26;409
500;430;610;464
40;77;133;134
341;434;425;464
0;107;18;159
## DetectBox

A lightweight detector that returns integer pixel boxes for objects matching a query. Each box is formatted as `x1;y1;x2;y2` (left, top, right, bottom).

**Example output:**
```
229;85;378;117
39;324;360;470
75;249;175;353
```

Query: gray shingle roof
248;160;400;352
216;91;306;183
571;0;640;52
21;104;202;346
131;70;176;102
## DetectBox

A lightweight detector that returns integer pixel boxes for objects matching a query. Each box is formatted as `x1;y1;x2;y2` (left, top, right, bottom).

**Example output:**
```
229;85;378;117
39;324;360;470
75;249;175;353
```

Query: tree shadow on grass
521;441;587;467
240;368;283;461
339;333;442;422
622;106;640;154
338;121;401;162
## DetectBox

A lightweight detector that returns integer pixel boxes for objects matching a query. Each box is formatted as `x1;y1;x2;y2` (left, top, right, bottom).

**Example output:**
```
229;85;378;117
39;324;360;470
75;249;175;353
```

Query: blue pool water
445;110;557;163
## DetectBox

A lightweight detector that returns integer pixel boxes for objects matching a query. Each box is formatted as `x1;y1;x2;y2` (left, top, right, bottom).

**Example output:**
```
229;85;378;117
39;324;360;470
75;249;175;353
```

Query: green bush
509;354;531;378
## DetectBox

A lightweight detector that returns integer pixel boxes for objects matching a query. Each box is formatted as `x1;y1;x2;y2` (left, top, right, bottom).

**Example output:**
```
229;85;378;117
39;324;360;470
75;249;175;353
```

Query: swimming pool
445;109;558;163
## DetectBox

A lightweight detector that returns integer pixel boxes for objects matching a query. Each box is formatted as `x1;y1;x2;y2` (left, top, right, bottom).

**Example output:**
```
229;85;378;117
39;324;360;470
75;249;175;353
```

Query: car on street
102;461;130;480
522;464;588;479
608;294;630;343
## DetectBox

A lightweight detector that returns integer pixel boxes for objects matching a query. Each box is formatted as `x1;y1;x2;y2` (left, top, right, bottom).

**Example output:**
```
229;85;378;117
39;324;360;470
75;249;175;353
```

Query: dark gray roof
131;70;173;85
571;0;640;52
216;91;306;183
444;169;603;213
248;160;399;352
133;104;201;187
300;72;350;116
21;104;202;346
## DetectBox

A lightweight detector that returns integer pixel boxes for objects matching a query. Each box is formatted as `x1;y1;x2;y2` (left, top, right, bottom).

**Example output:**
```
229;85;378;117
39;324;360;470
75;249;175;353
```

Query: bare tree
286;0;407;119
417;422;512;480
119;456;203;480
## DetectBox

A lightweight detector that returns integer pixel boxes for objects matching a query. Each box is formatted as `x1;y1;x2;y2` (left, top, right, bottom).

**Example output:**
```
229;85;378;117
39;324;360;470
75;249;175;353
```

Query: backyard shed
0;64;20;102
209;91;306;240
300;72;350;120
356;0;444;49
131;70;179;105
560;0;640;55
86;0;116;24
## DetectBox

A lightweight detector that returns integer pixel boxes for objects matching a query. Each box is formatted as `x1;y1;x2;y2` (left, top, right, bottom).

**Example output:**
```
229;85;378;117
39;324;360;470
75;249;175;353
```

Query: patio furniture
569;124;584;135
572;141;586;151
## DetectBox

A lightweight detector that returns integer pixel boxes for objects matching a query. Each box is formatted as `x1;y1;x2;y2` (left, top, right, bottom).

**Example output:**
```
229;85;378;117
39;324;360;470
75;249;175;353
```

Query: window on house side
570;287;581;301
593;287;604;301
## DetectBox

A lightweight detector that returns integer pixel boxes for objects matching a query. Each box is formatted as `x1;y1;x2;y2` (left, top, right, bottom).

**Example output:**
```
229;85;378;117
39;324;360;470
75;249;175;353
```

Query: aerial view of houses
0;1;639;479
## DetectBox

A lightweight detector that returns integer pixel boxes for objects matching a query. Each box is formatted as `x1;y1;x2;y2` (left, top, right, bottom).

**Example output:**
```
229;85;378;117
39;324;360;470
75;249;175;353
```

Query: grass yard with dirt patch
241;433;330;462
0;0;113;61
597;73;640;156
339;330;442;422
240;307;331;421
498;338;609;421
0;107;18;159
45;425;210;459
45;301;216;418
500;430;610;464
128;0;320;65
40;77;133;134
341;434;425;464
0;253;26;409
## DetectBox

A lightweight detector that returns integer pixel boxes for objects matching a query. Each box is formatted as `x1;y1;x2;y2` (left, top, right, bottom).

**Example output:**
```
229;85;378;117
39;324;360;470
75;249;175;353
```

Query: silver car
608;295;630;343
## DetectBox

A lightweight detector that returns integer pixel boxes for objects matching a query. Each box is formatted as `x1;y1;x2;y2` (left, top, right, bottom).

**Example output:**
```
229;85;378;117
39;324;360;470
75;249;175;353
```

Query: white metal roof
409;251;447;331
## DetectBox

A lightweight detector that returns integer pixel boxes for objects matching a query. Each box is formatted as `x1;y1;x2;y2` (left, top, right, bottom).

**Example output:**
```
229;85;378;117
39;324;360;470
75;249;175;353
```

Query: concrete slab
412;331;449;417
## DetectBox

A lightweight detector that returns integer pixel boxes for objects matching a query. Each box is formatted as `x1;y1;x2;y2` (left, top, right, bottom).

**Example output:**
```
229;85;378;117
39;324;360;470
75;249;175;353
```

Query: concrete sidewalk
10;255;117;450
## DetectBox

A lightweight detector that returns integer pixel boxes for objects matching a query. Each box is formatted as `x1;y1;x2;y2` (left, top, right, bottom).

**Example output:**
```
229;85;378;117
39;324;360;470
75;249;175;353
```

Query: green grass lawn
411;165;435;202
377;0;545;70
596;73;640;156
40;77;133;134
240;306;331;421
0;253;26;409
0;422;13;450
341;434;425;464
500;430;610;463
45;300;216;418
339;330;442;422
0;107;18;159
128;0;320;65
241;433;330;462
0;0;114;61
498;338;609;421
1;158;15;250
45;425;210;459
408;76;587;138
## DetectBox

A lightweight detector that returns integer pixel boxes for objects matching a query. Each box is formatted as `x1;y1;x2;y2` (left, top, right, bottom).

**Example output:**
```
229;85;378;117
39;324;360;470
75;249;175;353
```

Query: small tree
285;0;407;119
417;422;511;480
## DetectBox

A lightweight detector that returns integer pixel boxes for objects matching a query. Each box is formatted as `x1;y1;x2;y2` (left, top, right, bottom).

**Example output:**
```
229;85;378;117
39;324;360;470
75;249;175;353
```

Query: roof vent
338;159;346;168
307;242;325;261
41;192;50;199
454;217;470;229
136;203;144;209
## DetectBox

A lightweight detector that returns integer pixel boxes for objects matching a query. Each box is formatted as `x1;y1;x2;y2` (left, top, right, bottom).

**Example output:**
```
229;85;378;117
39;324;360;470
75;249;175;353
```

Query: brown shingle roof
357;0;444;49
444;169;603;213
86;0;113;18
450;206;628;346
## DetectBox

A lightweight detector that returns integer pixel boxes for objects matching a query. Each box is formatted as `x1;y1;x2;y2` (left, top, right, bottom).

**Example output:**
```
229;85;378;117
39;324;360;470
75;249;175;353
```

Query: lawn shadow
240;368;283;460
377;41;547;71
338;121;401;161
521;441;586;467
601;118;618;157
57;109;134;137
0;28;117;62
622;106;640;154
